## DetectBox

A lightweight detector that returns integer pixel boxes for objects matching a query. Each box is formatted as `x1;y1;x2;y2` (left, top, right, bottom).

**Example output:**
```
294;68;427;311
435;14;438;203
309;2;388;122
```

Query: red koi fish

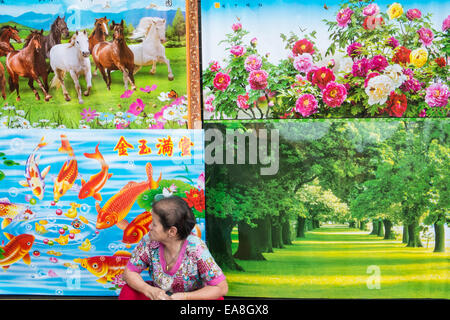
121;211;153;244
78;143;112;201
96;162;161;230
0;233;34;270
54;135;78;202
74;251;131;284
19;136;51;201
0;198;34;229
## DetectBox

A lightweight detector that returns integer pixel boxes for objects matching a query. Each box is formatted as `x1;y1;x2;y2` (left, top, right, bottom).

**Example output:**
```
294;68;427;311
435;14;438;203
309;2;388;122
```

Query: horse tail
50;71;64;89
8;75;14;92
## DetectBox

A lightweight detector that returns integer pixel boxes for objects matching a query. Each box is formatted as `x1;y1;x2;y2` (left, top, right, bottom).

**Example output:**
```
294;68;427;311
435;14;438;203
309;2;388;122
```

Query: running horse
0;25;22;56
6;30;52;102
88;16;109;75
42;16;69;58
92;20;136;91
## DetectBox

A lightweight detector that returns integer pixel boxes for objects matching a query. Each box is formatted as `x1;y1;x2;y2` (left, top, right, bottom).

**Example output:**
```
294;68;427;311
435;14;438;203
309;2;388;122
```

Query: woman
120;196;228;300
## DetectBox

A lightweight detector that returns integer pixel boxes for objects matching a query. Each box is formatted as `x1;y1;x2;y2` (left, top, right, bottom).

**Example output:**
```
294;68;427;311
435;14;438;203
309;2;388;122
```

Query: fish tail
145;162;161;190
58;135;74;157
83;143;105;166
37;136;47;149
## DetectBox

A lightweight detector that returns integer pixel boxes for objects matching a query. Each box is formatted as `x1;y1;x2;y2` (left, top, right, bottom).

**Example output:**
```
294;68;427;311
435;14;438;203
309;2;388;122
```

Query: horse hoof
79;100;84;104
65;96;71;102
16;97;21;102
168;76;174;81
35;96;40;101
45;96;52;102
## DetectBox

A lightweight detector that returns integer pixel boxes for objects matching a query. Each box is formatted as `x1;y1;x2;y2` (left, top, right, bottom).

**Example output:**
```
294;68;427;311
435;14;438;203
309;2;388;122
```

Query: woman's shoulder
185;235;208;256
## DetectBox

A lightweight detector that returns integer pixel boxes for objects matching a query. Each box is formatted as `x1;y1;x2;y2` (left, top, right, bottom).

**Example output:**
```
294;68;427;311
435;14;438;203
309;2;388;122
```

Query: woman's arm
170;279;228;300
123;267;170;300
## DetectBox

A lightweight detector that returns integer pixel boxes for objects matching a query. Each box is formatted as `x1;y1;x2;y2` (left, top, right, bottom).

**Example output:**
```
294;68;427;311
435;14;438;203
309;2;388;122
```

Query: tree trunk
402;224;409;244
312;219;320;229
406;221;423;248
370;219;379;235
433;223;445;253
297;216;306;238
383;219;394;240
349;221;356;228
359;220;367;231
205;214;243;270
377;219;384;237
256;216;273;253
282;219;292;245
272;217;284;249
234;221;266;260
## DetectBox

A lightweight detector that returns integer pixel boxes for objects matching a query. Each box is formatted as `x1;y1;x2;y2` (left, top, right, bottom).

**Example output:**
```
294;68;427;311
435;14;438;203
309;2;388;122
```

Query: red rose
387;92;408;117
312;66;335;90
392;46;411;65
435;57;446;67
292;39;315;56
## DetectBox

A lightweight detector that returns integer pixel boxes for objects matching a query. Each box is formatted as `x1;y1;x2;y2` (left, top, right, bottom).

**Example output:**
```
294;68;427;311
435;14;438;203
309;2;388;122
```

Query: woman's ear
168;226;178;238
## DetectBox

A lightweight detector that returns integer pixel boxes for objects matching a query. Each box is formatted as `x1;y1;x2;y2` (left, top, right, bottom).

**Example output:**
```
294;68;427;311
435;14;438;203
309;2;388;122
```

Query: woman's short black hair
152;196;196;240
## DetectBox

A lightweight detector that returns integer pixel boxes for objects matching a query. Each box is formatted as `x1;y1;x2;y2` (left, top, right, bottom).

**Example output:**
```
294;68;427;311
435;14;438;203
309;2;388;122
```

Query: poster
201;0;449;120
205;118;449;298
0;129;205;296
0;0;202;129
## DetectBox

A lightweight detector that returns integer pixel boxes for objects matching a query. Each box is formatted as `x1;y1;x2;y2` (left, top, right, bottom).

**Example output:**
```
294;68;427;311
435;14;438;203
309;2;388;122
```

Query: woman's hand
143;286;171;300
170;292;187;300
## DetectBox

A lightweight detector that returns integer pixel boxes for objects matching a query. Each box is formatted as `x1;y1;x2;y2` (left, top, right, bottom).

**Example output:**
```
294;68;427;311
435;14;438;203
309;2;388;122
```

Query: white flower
158;92;171;102
57;124;67;129
79;124;90;129
162;106;178;121
115;111;124;117
16;110;26;116
338;57;353;74
3;105;15;111
384;64;407;89
365;75;394;105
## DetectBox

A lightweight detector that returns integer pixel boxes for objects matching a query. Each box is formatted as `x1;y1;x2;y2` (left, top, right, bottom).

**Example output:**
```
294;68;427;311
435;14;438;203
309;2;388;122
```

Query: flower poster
0;0;201;129
201;0;449;120
0;129;205;296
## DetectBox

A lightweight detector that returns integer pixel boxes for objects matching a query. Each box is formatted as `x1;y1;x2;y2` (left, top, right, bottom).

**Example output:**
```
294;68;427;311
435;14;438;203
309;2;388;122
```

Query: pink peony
292;39;315;56
294;94;318;117
293;53;313;73
248;70;268;90
443;15;450;32
312;66;335;90
363;15;384;30
406;9;422;20
250;37;258;47
236;93;250;109
352;58;370;77
209;60;221;72
244;54;262;72
336;8;354;27
230;45;246;57
322;81;347;108
387;37;399;49
425;83;449;107
370;55;389;71
400;69;422;93
363;4;380;16
232;23;242;32
347;42;363;58
204;95;215;112
213;72;231;91
417;27;434;47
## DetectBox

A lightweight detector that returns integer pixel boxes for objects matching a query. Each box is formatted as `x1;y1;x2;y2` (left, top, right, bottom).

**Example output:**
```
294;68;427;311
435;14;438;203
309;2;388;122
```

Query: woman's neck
163;238;184;257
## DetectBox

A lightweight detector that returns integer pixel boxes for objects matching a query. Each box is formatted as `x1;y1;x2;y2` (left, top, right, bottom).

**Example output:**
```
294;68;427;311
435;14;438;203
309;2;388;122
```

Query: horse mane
0;25;14;36
23;31;41;48
130;17;165;40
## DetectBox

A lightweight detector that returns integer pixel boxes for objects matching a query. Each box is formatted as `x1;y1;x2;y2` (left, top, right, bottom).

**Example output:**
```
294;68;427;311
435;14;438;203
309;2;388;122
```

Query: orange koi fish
78;143;112;202
74;251;130;283
121;211;153;244
54;135;78;202
96;162;161;230
19;137;51;201
0;198;34;229
0;233;34;270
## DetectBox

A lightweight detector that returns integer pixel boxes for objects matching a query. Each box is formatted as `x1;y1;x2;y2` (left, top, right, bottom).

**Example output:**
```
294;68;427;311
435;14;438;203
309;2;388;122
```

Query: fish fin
114;250;131;257
19;180;29;187
81;179;86;186
93;192;102;202
22;253;31;265
83;144;104;163
3;232;14;240
37;137;47;149
2;218;12;229
108;173;113;179
95;202;102;214
123;181;138;190
2;265;10;271
41;166;51;178
0;198;11;204
59;135;75;157
116;219;128;230
96;277;108;284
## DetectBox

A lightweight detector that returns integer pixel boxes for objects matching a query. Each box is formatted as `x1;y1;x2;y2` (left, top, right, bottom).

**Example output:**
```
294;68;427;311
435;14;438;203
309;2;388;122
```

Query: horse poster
0;128;205;296
0;0;201;129
201;0;449;120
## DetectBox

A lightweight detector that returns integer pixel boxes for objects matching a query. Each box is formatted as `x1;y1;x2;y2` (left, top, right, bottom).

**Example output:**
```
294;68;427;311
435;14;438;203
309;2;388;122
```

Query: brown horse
92;20;136;91
6;30;52;102
0;62;6;100
42;16;70;59
89;16;109;76
0;25;22;57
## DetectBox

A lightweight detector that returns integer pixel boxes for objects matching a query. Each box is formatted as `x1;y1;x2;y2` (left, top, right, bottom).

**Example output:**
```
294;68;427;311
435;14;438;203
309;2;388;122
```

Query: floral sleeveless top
127;234;225;293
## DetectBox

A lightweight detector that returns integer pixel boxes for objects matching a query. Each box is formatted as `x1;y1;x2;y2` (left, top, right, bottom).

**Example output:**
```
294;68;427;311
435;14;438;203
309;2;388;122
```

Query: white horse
129;17;174;81
49;30;92;104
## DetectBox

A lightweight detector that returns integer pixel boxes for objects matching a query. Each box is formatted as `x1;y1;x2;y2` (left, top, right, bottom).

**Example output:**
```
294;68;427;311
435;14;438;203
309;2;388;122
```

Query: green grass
226;225;449;298
1;46;187;129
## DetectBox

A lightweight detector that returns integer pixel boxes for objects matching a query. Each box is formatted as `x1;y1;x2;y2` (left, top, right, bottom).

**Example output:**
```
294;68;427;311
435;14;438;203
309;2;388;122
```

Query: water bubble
55;289;64;295
24;224;32;231
108;243;117;252
127;160;135;168
8;187;19;197
80;203;90;214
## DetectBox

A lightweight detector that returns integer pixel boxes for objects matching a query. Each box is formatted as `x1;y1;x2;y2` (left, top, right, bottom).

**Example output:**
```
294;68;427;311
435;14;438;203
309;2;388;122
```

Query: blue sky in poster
201;0;450;65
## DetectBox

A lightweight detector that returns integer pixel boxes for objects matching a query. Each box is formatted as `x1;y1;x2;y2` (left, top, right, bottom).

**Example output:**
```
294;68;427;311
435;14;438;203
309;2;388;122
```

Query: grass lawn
225;225;449;298
0;46;187;129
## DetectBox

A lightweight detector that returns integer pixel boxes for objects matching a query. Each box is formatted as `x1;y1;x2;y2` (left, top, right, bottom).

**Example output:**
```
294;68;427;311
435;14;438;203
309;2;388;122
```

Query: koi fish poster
201;0;450;120
0;129;205;296
0;0;200;129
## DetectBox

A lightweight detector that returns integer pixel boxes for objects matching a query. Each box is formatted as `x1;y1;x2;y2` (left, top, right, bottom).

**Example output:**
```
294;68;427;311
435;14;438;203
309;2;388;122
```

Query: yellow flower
410;48;428;68
387;2;403;19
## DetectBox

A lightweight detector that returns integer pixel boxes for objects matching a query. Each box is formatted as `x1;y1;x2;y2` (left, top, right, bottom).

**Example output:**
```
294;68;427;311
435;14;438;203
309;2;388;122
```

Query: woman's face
148;214;168;242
